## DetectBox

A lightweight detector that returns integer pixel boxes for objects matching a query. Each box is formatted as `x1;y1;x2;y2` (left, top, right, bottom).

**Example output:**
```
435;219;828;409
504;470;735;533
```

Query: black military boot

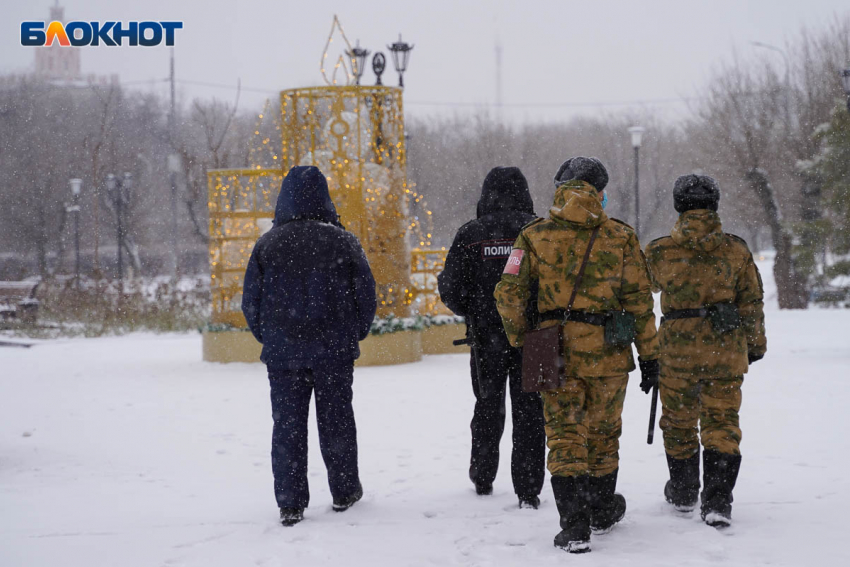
551;475;591;554
665;450;700;512
588;469;626;533
700;449;742;528
280;507;304;527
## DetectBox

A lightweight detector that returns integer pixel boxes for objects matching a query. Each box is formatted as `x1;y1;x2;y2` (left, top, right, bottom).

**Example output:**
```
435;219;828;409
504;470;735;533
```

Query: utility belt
660;308;709;324
538;308;636;348
540;308;607;327
661;302;741;334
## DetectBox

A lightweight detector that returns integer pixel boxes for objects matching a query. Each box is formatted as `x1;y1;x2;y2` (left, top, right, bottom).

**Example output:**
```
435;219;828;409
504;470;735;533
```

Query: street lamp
628;126;645;240
347;40;370;86
105;174;122;280
68;178;82;285
842;68;850;112
106;173;131;281
387;34;413;88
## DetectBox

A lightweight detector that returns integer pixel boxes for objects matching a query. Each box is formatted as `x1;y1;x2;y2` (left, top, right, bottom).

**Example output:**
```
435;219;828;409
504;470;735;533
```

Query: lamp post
347;40;370;86
105;174;120;280
166;154;181;279
120;172;133;280
842;68;850;112
387;34;413;88
106;173;132;281
628;126;645;240
68;178;82;285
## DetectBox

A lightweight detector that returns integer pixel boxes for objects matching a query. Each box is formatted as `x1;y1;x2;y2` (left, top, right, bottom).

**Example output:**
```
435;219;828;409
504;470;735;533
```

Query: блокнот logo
21;21;182;47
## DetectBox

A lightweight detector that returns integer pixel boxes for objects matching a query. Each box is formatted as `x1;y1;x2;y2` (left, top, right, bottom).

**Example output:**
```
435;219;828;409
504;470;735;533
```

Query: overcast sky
3;0;849;122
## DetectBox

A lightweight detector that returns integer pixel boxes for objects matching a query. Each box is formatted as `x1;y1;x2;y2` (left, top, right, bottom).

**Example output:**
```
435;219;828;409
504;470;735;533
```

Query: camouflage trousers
541;374;627;478
659;374;743;460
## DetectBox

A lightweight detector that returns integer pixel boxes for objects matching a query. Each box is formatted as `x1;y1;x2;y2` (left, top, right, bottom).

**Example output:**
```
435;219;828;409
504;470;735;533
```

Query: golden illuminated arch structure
206;85;450;333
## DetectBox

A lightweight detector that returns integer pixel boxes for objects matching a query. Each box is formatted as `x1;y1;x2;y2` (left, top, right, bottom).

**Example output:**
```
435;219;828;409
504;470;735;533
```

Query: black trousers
268;362;360;510
469;345;546;497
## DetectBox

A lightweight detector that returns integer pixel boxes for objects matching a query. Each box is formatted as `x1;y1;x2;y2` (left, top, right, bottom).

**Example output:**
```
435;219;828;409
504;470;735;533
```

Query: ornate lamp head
387;34;413;88
347;40;370;85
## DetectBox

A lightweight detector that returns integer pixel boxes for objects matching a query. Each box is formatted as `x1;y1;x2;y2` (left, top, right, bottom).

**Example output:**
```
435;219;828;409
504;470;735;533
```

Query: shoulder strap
566;226;600;312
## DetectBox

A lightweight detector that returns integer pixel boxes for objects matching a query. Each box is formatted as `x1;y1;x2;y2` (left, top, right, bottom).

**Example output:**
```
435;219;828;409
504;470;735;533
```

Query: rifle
452;319;488;398
647;381;659;444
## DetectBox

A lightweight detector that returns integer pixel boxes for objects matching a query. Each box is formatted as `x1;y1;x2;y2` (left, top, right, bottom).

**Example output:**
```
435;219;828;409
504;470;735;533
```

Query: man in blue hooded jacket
242;166;377;527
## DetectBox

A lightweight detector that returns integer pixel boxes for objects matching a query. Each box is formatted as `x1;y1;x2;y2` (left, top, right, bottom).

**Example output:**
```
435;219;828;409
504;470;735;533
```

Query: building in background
34;2;81;81
2;2;118;89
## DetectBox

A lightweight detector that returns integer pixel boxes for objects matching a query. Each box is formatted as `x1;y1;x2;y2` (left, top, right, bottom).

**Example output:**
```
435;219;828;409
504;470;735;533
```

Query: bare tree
689;16;850;308
407;112;688;249
175;83;249;244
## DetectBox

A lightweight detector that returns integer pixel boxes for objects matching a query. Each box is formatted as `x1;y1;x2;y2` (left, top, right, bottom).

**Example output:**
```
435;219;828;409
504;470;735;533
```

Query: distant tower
34;1;81;81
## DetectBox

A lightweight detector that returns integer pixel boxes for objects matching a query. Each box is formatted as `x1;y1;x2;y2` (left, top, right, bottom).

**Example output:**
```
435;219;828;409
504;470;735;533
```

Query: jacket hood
671;209;724;252
548;180;607;228
274;166;341;227
476;166;535;218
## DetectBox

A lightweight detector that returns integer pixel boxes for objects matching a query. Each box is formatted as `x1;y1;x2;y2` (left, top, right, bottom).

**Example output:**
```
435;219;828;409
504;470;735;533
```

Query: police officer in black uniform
438;166;546;508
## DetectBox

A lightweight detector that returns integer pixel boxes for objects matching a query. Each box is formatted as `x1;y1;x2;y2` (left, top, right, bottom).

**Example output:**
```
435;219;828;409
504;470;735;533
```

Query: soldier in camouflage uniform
495;157;660;553
645;174;766;529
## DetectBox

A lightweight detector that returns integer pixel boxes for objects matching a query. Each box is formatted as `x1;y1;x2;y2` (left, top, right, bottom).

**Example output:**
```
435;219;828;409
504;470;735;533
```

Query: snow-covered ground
2;256;849;566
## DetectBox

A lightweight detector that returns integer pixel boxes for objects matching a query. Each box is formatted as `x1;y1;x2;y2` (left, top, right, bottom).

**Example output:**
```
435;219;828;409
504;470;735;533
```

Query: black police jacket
438;168;537;351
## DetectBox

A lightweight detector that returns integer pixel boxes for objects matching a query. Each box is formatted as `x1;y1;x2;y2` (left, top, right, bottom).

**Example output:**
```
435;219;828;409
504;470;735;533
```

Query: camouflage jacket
645;210;767;378
494;180;660;378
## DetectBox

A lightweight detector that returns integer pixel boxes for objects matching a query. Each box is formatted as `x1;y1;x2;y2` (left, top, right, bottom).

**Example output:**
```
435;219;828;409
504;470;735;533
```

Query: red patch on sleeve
503;249;524;275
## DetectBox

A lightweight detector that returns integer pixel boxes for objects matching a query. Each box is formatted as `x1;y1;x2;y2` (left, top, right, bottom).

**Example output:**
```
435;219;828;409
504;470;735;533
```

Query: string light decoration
320;15;355;87
410;249;450;315
207;167;283;326
247;99;284;168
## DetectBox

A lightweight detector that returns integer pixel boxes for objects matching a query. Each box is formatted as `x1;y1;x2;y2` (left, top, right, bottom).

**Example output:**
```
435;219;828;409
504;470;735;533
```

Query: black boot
469;469;493;496
588;469;626;533
280;507;304;527
518;494;540;509
332;483;363;512
551;475;591;554
700;449;741;528
665;451;700;512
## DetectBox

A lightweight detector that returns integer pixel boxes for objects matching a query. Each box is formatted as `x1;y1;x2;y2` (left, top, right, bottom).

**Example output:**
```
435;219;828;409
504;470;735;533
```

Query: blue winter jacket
241;166;377;370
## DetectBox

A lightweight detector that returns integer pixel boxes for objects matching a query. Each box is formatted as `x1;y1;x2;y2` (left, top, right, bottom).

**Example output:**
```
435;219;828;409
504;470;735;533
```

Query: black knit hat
673;174;720;213
553;157;609;192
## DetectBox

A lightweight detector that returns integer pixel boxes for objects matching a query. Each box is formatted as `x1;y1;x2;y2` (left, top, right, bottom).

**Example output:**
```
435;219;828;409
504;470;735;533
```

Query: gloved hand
748;352;764;365
638;358;660;394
